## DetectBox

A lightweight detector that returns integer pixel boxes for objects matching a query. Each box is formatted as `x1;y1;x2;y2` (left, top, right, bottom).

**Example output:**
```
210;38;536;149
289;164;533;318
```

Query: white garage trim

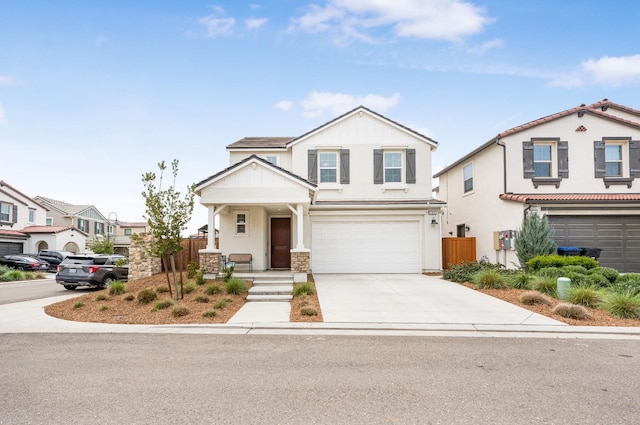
311;215;423;273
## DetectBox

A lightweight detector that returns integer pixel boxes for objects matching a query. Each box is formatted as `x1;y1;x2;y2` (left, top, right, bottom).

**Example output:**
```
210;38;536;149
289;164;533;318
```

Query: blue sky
2;0;640;235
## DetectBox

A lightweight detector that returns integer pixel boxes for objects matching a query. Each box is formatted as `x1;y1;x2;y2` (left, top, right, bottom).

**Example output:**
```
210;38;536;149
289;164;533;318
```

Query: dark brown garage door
548;215;640;273
0;242;23;256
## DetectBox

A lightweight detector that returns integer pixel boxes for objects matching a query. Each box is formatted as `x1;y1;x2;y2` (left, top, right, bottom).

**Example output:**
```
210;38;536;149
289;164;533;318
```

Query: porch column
296;203;304;249
207;205;215;250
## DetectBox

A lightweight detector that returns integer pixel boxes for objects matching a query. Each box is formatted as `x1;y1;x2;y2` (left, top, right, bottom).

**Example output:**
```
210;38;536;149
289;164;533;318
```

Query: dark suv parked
37;250;74;272
55;254;128;290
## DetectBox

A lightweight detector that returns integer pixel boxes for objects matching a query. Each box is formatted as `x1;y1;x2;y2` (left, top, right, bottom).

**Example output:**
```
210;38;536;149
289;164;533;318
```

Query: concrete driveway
314;274;565;326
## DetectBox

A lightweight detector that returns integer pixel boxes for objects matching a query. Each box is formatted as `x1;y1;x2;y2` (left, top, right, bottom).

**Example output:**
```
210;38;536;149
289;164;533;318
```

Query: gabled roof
434;99;640;178
34;196;105;220
195;154;317;192
0;180;48;210
499;193;640;204
226;106;439;151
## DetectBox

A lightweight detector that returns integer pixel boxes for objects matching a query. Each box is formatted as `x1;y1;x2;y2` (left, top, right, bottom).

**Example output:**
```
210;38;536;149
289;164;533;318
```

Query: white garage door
311;219;421;273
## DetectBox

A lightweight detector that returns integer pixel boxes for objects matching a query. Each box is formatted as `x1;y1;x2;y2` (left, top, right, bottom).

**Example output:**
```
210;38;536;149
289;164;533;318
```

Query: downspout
496;137;507;194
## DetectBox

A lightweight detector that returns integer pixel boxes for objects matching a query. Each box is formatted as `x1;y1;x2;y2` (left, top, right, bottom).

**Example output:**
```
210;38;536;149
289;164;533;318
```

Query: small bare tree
139;159;195;299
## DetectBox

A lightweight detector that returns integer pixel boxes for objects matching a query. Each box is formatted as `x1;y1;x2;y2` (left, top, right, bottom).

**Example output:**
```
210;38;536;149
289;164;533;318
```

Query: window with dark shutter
594;140;606;178
373;149;383;184
523;141;534;178
630;140;640;178
406;149;416;184
558;141;569;178
340;149;350;184
307;150;317;183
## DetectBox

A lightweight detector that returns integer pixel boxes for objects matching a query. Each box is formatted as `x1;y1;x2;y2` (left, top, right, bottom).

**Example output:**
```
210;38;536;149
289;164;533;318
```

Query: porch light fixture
431;218;438;225
465;225;470;232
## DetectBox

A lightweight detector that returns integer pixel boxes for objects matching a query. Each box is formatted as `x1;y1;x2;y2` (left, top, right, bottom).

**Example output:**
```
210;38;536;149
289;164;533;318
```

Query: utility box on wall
493;230;515;250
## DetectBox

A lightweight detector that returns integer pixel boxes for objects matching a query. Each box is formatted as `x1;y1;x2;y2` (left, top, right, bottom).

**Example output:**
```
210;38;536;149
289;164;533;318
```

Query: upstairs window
533;144;552;177
46;217;53;226
78;218;89;232
235;212;248;236
319;152;337;183
463;163;473;193
605;144;623;177
384;152;402;183
28;209;36;223
124;228;132;236
594;138;640;187
0;203;11;222
265;155;278;165
523;139;568;187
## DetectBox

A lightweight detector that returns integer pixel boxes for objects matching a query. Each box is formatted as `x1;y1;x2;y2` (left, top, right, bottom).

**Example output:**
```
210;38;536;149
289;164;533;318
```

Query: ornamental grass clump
225;277;247;295
184;283;196;294
567;285;602;308
205;284;221;295
194;295;210;303
171;306;190;317
73;301;84;309
507;272;535;289
152;300;174;311
600;291;640;319
137;288;157;304
471;269;507;289
293;282;315;296
519;291;552;306
214;299;229;309
300;306;318;316
94;293;108;301
536;267;563;279
108;280;126;295
552;303;591;320
532;276;557;297
203;309;217;318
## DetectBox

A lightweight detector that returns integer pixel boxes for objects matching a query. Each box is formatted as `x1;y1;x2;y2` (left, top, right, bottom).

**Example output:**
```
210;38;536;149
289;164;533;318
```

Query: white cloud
274;100;293;111
551;54;640;88
290;0;493;44
300;91;400;117
246;17;268;29
467;38;504;54
200;7;235;37
0;75;17;86
0;103;6;125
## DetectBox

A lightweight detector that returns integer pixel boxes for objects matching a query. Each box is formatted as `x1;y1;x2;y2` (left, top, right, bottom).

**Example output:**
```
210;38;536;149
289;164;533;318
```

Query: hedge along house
434;99;640;273
195;106;445;281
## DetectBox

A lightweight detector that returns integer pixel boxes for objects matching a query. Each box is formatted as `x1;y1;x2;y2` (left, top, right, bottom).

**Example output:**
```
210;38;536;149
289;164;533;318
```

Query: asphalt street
1;333;639;425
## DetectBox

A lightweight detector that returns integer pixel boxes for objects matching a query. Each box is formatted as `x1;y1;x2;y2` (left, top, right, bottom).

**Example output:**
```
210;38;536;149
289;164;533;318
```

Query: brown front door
271;217;291;269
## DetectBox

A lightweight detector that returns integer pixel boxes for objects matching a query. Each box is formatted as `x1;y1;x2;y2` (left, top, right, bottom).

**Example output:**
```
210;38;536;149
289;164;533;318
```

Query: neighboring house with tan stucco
434;99;640;273
195;106;445;281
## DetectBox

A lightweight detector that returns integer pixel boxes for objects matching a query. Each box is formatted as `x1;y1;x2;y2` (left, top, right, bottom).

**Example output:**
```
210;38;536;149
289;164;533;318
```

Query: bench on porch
226;253;252;272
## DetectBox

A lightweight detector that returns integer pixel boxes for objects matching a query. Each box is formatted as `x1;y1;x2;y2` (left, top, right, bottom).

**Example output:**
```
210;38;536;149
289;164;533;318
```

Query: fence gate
442;237;476;269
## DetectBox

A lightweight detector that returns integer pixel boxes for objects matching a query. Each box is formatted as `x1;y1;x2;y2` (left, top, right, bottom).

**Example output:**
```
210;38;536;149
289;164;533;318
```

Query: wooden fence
161;237;208;271
442;237;476;270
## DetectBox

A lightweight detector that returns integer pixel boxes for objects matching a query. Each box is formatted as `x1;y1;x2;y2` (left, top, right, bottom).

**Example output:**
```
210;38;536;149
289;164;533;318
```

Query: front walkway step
253;279;294;286
249;285;294;296
246;294;293;302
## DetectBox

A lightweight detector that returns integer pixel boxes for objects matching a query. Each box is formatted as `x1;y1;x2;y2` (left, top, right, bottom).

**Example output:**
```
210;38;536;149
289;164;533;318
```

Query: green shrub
152;300;174;311
137;288;158;304
585;273;609;288
223;263;235;283
519;291;552;306
1;270;25;282
99;305;109;312
567;285;602;308
293;283;315;296
300;306;318;316
108;281;126;295
95;293;108;301
562;272;588;287
551;303;591;320
471;269;507;289
225;277;248;295
536;267;563;279
532;276;557;297
214;299;229;309
156;285;170;293
507;272;535;289
73;301;84;309
187;261;199;279
203;309;217;318
26;271;46;280
195;268;206;285
194;295;210;303
600;291;640;319
205;284;221;295
442;261;488;283
561;265;588;275
172;306;190;317
527;255;598;272
124;294;135;301
184;283;196;294
589;267;619;284
612;274;640;295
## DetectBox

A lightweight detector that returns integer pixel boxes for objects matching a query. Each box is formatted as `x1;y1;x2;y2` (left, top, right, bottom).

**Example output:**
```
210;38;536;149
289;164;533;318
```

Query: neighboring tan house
434;99;640;273
0;180;85;254
108;221;148;255
195;106;445;281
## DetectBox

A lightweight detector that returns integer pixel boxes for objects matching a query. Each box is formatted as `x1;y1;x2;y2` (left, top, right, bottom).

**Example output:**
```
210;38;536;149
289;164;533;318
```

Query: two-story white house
195;106;445;280
434;99;640;273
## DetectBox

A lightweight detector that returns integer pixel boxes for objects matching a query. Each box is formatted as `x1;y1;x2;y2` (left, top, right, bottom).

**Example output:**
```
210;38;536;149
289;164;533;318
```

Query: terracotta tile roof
227;137;295;149
499;193;640;203
314;199;445;206
0;229;28;238
19;225;89;236
434;98;640;178
117;221;147;228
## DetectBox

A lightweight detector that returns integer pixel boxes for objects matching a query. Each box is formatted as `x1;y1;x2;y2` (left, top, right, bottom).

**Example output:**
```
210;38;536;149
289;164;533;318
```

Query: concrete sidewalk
1;274;640;339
